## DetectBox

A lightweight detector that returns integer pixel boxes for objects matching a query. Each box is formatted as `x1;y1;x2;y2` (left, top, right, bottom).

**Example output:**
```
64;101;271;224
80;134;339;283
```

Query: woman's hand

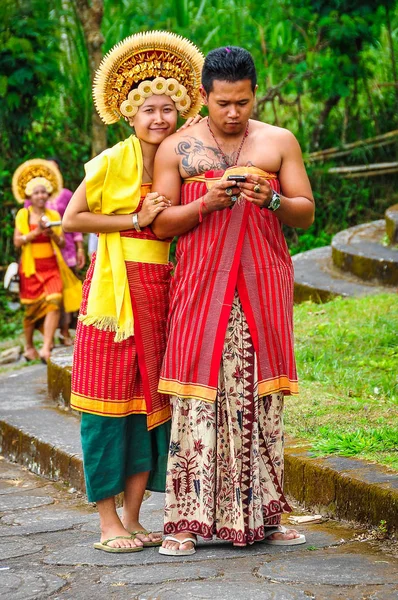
137;192;171;228
177;114;202;132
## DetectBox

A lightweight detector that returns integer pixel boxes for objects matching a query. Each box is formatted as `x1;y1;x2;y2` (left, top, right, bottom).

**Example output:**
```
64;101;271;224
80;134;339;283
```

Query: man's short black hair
202;46;257;94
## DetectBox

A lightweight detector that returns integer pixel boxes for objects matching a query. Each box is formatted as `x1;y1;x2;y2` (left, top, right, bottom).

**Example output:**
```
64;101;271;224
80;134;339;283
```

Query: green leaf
0;75;8;97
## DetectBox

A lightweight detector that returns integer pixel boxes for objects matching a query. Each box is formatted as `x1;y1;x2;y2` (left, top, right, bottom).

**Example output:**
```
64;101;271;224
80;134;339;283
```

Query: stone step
47;348;73;409
332;220;398;285
292;246;395;303
385;203;398;244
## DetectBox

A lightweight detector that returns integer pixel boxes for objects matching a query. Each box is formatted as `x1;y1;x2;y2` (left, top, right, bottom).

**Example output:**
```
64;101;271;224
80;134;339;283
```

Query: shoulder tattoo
176;136;233;175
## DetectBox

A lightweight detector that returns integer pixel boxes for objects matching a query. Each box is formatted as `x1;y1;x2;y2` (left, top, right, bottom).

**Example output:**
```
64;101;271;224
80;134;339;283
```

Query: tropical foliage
0;0;397;262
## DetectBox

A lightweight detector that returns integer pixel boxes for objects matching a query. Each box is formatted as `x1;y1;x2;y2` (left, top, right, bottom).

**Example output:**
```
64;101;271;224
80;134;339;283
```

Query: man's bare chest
176;135;281;178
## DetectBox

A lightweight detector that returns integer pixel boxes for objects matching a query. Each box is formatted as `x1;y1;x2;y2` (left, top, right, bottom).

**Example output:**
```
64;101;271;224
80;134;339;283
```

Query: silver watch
266;190;281;211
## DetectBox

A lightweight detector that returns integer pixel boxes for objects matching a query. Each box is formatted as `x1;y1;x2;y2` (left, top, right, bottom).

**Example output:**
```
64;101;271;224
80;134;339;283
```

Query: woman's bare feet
59;332;73;346
100;523;143;550
24;347;39;361
122;520;162;545
39;348;52;364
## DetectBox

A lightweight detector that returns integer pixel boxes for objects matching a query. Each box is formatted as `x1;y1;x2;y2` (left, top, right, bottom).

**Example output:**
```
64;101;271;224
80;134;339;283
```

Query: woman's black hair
46;156;60;167
202;46;257;94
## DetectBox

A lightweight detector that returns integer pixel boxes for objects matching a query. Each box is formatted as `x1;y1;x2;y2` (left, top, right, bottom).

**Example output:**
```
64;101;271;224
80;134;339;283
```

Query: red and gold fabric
159;166;298;402
164;293;292;545
15;207;63;328
71;187;172;430
15;207;82;313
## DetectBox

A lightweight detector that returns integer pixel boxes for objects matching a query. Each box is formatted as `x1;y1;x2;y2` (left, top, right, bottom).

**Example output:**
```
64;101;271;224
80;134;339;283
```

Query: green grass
0;287;24;341
286;293;398;470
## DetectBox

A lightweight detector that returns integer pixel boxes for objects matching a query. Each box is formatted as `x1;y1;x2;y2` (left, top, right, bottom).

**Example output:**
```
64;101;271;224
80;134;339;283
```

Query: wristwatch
265;190;281;211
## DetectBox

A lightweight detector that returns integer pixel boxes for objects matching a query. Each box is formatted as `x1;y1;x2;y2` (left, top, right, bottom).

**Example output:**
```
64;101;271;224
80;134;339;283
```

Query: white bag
3;262;20;294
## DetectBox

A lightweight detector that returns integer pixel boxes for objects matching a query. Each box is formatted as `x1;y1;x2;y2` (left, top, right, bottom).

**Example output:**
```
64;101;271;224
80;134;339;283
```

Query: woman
13;160;81;363
63;31;203;553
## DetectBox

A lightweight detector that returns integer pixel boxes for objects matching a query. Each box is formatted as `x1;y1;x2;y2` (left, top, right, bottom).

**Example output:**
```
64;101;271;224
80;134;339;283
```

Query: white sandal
158;535;197;556
262;525;306;546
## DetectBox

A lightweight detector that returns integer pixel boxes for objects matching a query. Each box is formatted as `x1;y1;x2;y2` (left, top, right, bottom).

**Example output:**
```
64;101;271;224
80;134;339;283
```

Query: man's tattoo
176;136;241;176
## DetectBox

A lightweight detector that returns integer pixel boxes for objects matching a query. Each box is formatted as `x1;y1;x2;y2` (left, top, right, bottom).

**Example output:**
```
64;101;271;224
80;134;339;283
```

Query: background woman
13;161;66;362
63;31;203;553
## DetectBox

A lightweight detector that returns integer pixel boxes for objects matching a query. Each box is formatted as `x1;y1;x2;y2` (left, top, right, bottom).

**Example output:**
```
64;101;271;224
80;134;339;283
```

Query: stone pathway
0;457;397;600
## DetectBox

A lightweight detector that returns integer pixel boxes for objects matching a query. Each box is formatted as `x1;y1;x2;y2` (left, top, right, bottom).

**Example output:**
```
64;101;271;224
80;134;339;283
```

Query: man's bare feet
263;525;306;546
100;524;143;549
161;532;196;552
266;527;301;541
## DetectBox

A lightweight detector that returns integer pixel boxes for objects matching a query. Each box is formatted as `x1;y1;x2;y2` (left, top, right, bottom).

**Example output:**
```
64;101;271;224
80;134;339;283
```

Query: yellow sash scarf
79;135;144;342
15;207;82;313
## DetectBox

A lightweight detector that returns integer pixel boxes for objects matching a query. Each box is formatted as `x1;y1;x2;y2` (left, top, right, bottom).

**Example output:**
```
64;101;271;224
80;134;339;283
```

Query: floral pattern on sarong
164;292;291;546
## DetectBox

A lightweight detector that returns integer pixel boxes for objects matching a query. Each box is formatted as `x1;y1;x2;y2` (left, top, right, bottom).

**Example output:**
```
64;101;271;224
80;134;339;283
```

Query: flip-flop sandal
158;535;197;556
262;525;306;546
93;535;144;553
130;530;163;547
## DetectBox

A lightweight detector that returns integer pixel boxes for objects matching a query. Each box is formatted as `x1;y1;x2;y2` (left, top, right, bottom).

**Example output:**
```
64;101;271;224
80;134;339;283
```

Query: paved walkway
0;360;397;598
0;456;397;600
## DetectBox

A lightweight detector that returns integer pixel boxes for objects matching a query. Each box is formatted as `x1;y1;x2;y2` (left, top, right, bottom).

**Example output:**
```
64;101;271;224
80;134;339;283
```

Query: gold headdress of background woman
93;30;204;124
12;159;63;204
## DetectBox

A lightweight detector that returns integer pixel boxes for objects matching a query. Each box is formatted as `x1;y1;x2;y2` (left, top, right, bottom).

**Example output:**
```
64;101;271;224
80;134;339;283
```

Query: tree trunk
74;0;106;157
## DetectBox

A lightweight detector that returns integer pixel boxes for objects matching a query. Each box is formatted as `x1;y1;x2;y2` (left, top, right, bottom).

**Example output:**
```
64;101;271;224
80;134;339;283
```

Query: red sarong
71;227;172;430
159;168;298;402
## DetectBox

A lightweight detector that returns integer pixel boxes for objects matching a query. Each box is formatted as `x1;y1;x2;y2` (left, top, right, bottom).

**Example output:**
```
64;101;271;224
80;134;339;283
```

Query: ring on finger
253;183;261;193
226;187;233;196
231;195;239;203
153;198;159;205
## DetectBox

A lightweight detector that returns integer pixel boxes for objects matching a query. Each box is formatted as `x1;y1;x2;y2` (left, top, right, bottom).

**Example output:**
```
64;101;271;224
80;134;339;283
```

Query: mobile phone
227;175;246;182
45;221;62;228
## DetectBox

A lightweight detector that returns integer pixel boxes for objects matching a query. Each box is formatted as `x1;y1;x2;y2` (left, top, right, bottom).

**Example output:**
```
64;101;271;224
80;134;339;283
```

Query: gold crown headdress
12;159;63;204
93;30;204;124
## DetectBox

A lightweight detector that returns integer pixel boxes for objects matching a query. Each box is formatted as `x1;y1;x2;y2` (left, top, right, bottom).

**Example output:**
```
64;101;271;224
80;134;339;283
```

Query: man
152;46;314;555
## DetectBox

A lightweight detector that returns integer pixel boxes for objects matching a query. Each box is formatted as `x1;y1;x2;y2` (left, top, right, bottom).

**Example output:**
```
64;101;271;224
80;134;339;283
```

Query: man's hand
237;174;273;208
137;192;172;228
203;179;241;213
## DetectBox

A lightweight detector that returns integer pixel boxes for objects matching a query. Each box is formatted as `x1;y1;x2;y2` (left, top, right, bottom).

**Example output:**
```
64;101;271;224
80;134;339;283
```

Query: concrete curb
284;448;398;532
0;418;85;492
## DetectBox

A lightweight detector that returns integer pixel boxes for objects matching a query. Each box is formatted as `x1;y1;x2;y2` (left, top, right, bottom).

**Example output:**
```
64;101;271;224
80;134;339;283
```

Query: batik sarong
164;293;292;545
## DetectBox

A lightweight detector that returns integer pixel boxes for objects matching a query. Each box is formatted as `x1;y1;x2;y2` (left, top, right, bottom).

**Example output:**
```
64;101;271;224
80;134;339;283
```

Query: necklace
207;118;249;167
143;162;153;181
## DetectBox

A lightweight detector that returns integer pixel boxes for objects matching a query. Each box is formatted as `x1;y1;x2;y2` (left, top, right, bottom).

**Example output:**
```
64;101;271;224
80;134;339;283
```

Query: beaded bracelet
198;198;208;223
